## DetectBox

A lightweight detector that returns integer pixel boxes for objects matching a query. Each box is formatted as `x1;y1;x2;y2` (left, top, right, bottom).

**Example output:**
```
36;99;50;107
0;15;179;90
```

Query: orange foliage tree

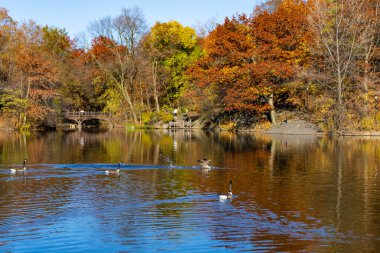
189;15;260;118
189;0;310;126
59;47;106;111
13;22;62;127
250;0;311;124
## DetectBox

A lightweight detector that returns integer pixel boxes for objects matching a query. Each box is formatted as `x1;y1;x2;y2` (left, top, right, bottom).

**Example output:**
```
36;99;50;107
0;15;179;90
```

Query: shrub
158;111;173;123
141;111;173;125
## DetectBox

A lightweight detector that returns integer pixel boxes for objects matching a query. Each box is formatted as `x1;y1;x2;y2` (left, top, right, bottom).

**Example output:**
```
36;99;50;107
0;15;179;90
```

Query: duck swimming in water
105;162;121;175
219;180;233;201
10;159;27;174
197;158;211;169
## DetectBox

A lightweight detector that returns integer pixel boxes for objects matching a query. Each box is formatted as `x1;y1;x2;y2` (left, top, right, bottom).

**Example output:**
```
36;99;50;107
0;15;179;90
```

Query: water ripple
0;162;375;252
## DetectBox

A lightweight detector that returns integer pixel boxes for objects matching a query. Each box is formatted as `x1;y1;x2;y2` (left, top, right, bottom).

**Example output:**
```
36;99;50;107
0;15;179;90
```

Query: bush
158;111;173;123
219;121;236;131
141;112;154;124
359;116;374;131
141;111;173;125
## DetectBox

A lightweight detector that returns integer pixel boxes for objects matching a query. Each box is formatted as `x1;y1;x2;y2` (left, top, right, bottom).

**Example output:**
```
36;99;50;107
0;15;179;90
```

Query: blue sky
0;0;262;37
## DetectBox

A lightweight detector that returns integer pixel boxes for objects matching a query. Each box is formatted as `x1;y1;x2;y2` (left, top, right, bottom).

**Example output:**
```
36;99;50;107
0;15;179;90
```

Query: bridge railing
64;111;113;118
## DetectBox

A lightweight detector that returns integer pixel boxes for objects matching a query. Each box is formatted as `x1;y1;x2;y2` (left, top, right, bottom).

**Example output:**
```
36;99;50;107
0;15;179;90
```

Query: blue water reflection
0;130;379;252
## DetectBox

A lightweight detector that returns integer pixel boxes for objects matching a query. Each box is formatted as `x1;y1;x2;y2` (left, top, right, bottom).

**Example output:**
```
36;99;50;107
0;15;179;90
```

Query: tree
0;12;70;128
251;0;311;125
143;20;202;110
89;7;147;124
307;0;379;130
0;8;17;86
41;26;72;57
15;22;60;126
0;88;28;127
59;48;107;111
358;0;380;116
189;15;258;116
190;0;310;126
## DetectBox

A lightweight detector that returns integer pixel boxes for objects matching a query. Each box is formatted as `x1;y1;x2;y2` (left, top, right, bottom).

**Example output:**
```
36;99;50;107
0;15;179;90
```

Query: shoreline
3;118;380;136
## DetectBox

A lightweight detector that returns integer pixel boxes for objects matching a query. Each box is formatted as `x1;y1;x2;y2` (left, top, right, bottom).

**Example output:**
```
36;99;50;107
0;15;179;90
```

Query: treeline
0;0;378;132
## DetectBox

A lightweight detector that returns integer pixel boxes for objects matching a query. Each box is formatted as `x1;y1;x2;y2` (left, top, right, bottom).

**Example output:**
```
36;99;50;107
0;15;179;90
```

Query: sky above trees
0;0;262;37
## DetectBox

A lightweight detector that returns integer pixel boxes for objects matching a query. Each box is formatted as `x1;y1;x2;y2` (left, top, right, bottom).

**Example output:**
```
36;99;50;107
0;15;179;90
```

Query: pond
0;129;379;252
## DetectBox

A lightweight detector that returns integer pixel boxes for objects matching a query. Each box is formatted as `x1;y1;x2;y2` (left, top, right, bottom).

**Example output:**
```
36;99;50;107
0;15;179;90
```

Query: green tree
144;20;202;109
41;26;72;57
0;88;28;127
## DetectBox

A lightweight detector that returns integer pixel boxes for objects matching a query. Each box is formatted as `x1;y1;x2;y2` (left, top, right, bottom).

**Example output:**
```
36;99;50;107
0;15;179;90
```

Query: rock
265;120;321;135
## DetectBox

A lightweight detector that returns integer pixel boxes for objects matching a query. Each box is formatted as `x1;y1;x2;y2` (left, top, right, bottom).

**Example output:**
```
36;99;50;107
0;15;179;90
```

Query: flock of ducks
9;158;233;201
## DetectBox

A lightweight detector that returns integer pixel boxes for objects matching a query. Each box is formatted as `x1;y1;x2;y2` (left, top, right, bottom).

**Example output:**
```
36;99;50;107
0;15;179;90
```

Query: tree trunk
119;79;138;124
139;74;144;125
22;77;31;127
268;93;277;126
362;50;371;116
152;60;160;112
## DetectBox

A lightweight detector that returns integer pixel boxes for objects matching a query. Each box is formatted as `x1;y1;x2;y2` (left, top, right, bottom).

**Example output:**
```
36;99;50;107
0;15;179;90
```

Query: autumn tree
14;22;61;127
0;15;74;129
59;48;107;111
89;7;147;124
358;0;380;117
41;26;72;57
0;8;17;88
0;11;31;127
189;15;257;119
190;0;310;126
251;0;311;125
307;0;379;130
143;20;202;111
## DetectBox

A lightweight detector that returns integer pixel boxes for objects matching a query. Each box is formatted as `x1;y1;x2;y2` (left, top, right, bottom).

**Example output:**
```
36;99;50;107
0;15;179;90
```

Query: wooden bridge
63;111;114;128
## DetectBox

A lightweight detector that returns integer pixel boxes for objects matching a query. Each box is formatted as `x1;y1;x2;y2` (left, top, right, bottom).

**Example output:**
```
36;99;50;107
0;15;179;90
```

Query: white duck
10;159;27;174
105;162;121;175
219;180;233;201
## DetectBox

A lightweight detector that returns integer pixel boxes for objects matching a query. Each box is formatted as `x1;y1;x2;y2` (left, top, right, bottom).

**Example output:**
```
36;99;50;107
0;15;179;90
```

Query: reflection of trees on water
228;135;380;252
0;130;380;251
0;132;29;165
196;133;380;252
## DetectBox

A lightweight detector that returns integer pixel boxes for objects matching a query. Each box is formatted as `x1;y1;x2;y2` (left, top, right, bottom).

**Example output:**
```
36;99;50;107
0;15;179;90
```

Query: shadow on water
0;130;379;252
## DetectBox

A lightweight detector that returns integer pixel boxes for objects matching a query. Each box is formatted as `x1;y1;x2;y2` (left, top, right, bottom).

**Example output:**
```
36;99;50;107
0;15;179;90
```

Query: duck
10;159;27;174
105;162;121;175
197;158;211;169
219;180;233;201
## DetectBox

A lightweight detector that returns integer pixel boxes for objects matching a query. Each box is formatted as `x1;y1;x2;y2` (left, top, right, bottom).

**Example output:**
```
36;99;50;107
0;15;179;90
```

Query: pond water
0;129;379;252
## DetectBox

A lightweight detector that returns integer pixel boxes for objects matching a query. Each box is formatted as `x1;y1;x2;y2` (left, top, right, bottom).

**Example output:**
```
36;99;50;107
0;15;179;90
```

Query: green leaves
0;89;28;114
144;21;202;107
42;26;71;56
